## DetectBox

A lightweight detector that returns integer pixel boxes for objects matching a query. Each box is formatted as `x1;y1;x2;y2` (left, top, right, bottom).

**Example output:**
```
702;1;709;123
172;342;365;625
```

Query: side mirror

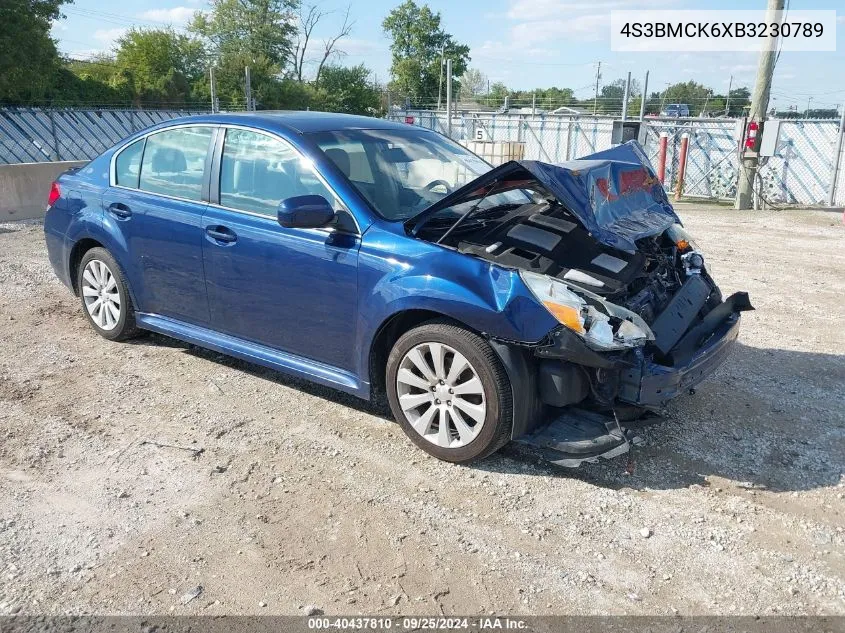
277;195;335;229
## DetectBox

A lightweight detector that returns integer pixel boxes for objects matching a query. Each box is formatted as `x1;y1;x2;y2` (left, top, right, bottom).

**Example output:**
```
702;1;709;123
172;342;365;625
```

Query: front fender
354;225;558;386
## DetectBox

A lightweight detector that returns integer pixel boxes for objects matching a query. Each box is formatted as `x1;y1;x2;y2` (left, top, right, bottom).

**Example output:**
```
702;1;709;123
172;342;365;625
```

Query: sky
52;0;845;111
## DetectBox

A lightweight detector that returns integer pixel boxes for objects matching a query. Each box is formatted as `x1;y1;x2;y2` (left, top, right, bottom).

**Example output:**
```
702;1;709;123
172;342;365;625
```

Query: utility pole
531;91;536;116
436;46;445;110
593;61;601;115
639;70;649;120
725;74;733;116
209;65;217;114
659;83;670;114
245;66;253;111
827;103;845;206
805;96;812;118
735;0;784;210
702;90;712;116
445;58;453;137
621;71;631;121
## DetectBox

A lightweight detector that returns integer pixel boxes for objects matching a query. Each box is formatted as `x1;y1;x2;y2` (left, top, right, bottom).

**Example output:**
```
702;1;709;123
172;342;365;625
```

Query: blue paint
44;112;558;400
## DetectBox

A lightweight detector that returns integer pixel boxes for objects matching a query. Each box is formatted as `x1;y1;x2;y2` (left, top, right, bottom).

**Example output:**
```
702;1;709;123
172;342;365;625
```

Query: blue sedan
44;112;751;466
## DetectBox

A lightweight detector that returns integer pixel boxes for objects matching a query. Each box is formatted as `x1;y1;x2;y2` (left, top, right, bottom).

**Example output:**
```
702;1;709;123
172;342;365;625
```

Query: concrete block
0;161;87;222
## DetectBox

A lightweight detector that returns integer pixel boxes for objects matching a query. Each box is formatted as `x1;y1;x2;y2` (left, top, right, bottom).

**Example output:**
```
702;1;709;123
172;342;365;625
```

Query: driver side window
219;128;337;217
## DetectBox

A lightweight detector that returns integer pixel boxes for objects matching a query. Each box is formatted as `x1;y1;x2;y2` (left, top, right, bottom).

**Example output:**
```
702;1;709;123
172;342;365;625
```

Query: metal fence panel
390;109;845;207
0;108;208;165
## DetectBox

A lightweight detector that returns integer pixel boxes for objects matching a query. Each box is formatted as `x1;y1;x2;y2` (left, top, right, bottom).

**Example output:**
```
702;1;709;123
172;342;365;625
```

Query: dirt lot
0;206;843;616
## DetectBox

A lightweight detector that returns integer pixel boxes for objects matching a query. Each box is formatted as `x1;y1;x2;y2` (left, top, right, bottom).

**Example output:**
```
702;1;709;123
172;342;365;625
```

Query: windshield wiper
435;181;504;245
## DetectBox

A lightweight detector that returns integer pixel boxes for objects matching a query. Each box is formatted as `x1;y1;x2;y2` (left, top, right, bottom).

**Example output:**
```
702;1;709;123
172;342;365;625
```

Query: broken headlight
520;271;652;351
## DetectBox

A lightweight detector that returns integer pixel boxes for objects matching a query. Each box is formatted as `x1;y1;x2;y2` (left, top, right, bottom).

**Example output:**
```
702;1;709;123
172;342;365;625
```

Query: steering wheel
424;180;453;194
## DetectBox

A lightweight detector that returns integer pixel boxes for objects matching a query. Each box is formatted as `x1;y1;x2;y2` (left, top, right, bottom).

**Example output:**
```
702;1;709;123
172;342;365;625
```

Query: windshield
309;127;498;221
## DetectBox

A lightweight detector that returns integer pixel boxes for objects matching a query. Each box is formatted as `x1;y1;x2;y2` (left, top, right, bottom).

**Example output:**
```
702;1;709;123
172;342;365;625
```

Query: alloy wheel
81;259;121;331
395;342;487;448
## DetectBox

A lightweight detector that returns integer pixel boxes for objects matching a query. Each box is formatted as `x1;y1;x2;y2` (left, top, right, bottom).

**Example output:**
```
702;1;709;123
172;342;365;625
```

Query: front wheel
386;320;513;463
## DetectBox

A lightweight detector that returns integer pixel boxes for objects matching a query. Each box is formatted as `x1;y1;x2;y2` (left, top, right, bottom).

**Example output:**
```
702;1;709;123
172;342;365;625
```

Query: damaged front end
410;141;753;466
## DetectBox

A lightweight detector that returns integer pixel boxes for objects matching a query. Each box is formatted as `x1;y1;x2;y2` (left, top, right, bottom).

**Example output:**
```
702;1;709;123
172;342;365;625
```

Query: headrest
151;147;187;173
325;148;350;177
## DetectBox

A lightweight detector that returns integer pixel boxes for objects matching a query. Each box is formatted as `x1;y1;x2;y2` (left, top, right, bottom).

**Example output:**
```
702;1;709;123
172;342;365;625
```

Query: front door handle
205;226;237;243
107;202;132;219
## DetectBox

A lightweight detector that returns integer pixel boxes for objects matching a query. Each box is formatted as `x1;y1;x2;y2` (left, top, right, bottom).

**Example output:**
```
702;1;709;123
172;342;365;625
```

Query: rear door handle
205;226;237;243
107;202;132;219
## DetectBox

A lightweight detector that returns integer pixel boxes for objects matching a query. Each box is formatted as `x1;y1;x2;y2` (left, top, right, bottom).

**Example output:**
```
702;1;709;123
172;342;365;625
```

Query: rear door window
139;127;214;201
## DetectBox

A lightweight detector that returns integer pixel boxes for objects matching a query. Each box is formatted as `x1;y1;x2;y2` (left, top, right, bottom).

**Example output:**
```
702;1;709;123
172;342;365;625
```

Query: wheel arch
367;309;480;401
68;237;104;295
367;308;545;441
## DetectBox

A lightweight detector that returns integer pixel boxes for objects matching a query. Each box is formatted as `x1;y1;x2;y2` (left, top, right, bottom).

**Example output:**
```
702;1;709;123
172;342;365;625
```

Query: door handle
107;202;132;219
205;226;237;243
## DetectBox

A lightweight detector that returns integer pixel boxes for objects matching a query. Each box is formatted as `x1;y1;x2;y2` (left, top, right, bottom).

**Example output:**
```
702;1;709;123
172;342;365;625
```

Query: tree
314;6;353;84
190;0;298;69
382;0;469;103
460;68;487;98
292;3;354;83
726;86;751;117
488;82;508;100
661;80;711;111
113;28;205;106
314;64;381;114
0;0;71;104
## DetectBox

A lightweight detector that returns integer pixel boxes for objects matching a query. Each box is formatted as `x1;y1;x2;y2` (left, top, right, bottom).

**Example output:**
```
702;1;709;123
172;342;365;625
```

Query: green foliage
460;68;486;98
661;80;711;108
190;0;298;69
382;0;469;101
114;28;206;106
0;0;71;103
313;65;382;115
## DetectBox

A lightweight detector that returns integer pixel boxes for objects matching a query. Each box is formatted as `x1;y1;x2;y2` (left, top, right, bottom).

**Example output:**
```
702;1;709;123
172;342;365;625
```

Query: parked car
44;113;752;466
661;103;690;118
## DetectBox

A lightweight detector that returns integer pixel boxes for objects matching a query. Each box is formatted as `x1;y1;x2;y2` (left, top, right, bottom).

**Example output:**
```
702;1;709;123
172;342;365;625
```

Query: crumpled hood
411;141;680;253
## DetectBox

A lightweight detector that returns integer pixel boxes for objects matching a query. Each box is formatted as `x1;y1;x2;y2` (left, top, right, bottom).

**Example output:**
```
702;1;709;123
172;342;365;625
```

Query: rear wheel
77;247;140;341
386;321;513;463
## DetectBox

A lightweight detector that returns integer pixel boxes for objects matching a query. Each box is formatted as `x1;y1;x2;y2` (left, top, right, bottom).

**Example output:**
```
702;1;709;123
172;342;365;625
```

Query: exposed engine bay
408;143;754;466
437;200;699;330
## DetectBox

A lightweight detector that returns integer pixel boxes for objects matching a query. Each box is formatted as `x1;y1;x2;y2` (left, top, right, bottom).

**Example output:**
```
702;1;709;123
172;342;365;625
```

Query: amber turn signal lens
543;302;585;334
675;239;690;252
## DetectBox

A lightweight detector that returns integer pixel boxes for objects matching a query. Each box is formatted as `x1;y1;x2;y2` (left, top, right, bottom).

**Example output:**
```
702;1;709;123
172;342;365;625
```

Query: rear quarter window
115;138;145;188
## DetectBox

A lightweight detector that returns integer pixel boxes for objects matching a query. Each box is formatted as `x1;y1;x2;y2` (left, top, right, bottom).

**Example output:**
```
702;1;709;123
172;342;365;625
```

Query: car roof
168;111;415;134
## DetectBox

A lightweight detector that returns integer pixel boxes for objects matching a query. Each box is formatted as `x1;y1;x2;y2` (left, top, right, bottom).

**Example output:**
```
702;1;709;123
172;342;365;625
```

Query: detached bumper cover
619;309;743;407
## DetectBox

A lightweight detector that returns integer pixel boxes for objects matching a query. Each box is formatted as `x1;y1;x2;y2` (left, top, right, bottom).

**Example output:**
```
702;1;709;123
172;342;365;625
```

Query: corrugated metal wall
0;108;208;165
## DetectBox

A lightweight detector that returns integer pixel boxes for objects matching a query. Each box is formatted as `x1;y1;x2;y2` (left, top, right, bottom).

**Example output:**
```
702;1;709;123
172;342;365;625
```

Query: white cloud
509;13;609;45
474;37;555;60
138;6;196;25
506;0;675;20
719;64;756;74
66;48;108;59
93;27;127;44
837;15;845;24
336;38;385;56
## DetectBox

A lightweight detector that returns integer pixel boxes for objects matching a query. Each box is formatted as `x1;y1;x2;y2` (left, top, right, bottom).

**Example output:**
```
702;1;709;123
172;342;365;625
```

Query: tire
77;247;141;342
386;320;513;463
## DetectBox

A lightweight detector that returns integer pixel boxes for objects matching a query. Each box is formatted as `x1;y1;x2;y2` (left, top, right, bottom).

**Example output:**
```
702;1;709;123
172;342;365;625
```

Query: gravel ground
0;206;843;616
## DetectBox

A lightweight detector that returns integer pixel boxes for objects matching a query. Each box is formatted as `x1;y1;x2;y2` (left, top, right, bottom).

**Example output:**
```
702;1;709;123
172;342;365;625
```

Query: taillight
47;181;61;207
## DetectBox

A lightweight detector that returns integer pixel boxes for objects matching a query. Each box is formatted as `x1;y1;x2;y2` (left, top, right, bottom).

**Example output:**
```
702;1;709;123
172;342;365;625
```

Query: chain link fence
2;106;843;206
389;109;845;206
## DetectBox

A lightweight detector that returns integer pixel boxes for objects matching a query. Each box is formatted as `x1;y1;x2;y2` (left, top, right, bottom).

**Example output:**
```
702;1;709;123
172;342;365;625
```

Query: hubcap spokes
396;342;486;448
82;260;121;331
